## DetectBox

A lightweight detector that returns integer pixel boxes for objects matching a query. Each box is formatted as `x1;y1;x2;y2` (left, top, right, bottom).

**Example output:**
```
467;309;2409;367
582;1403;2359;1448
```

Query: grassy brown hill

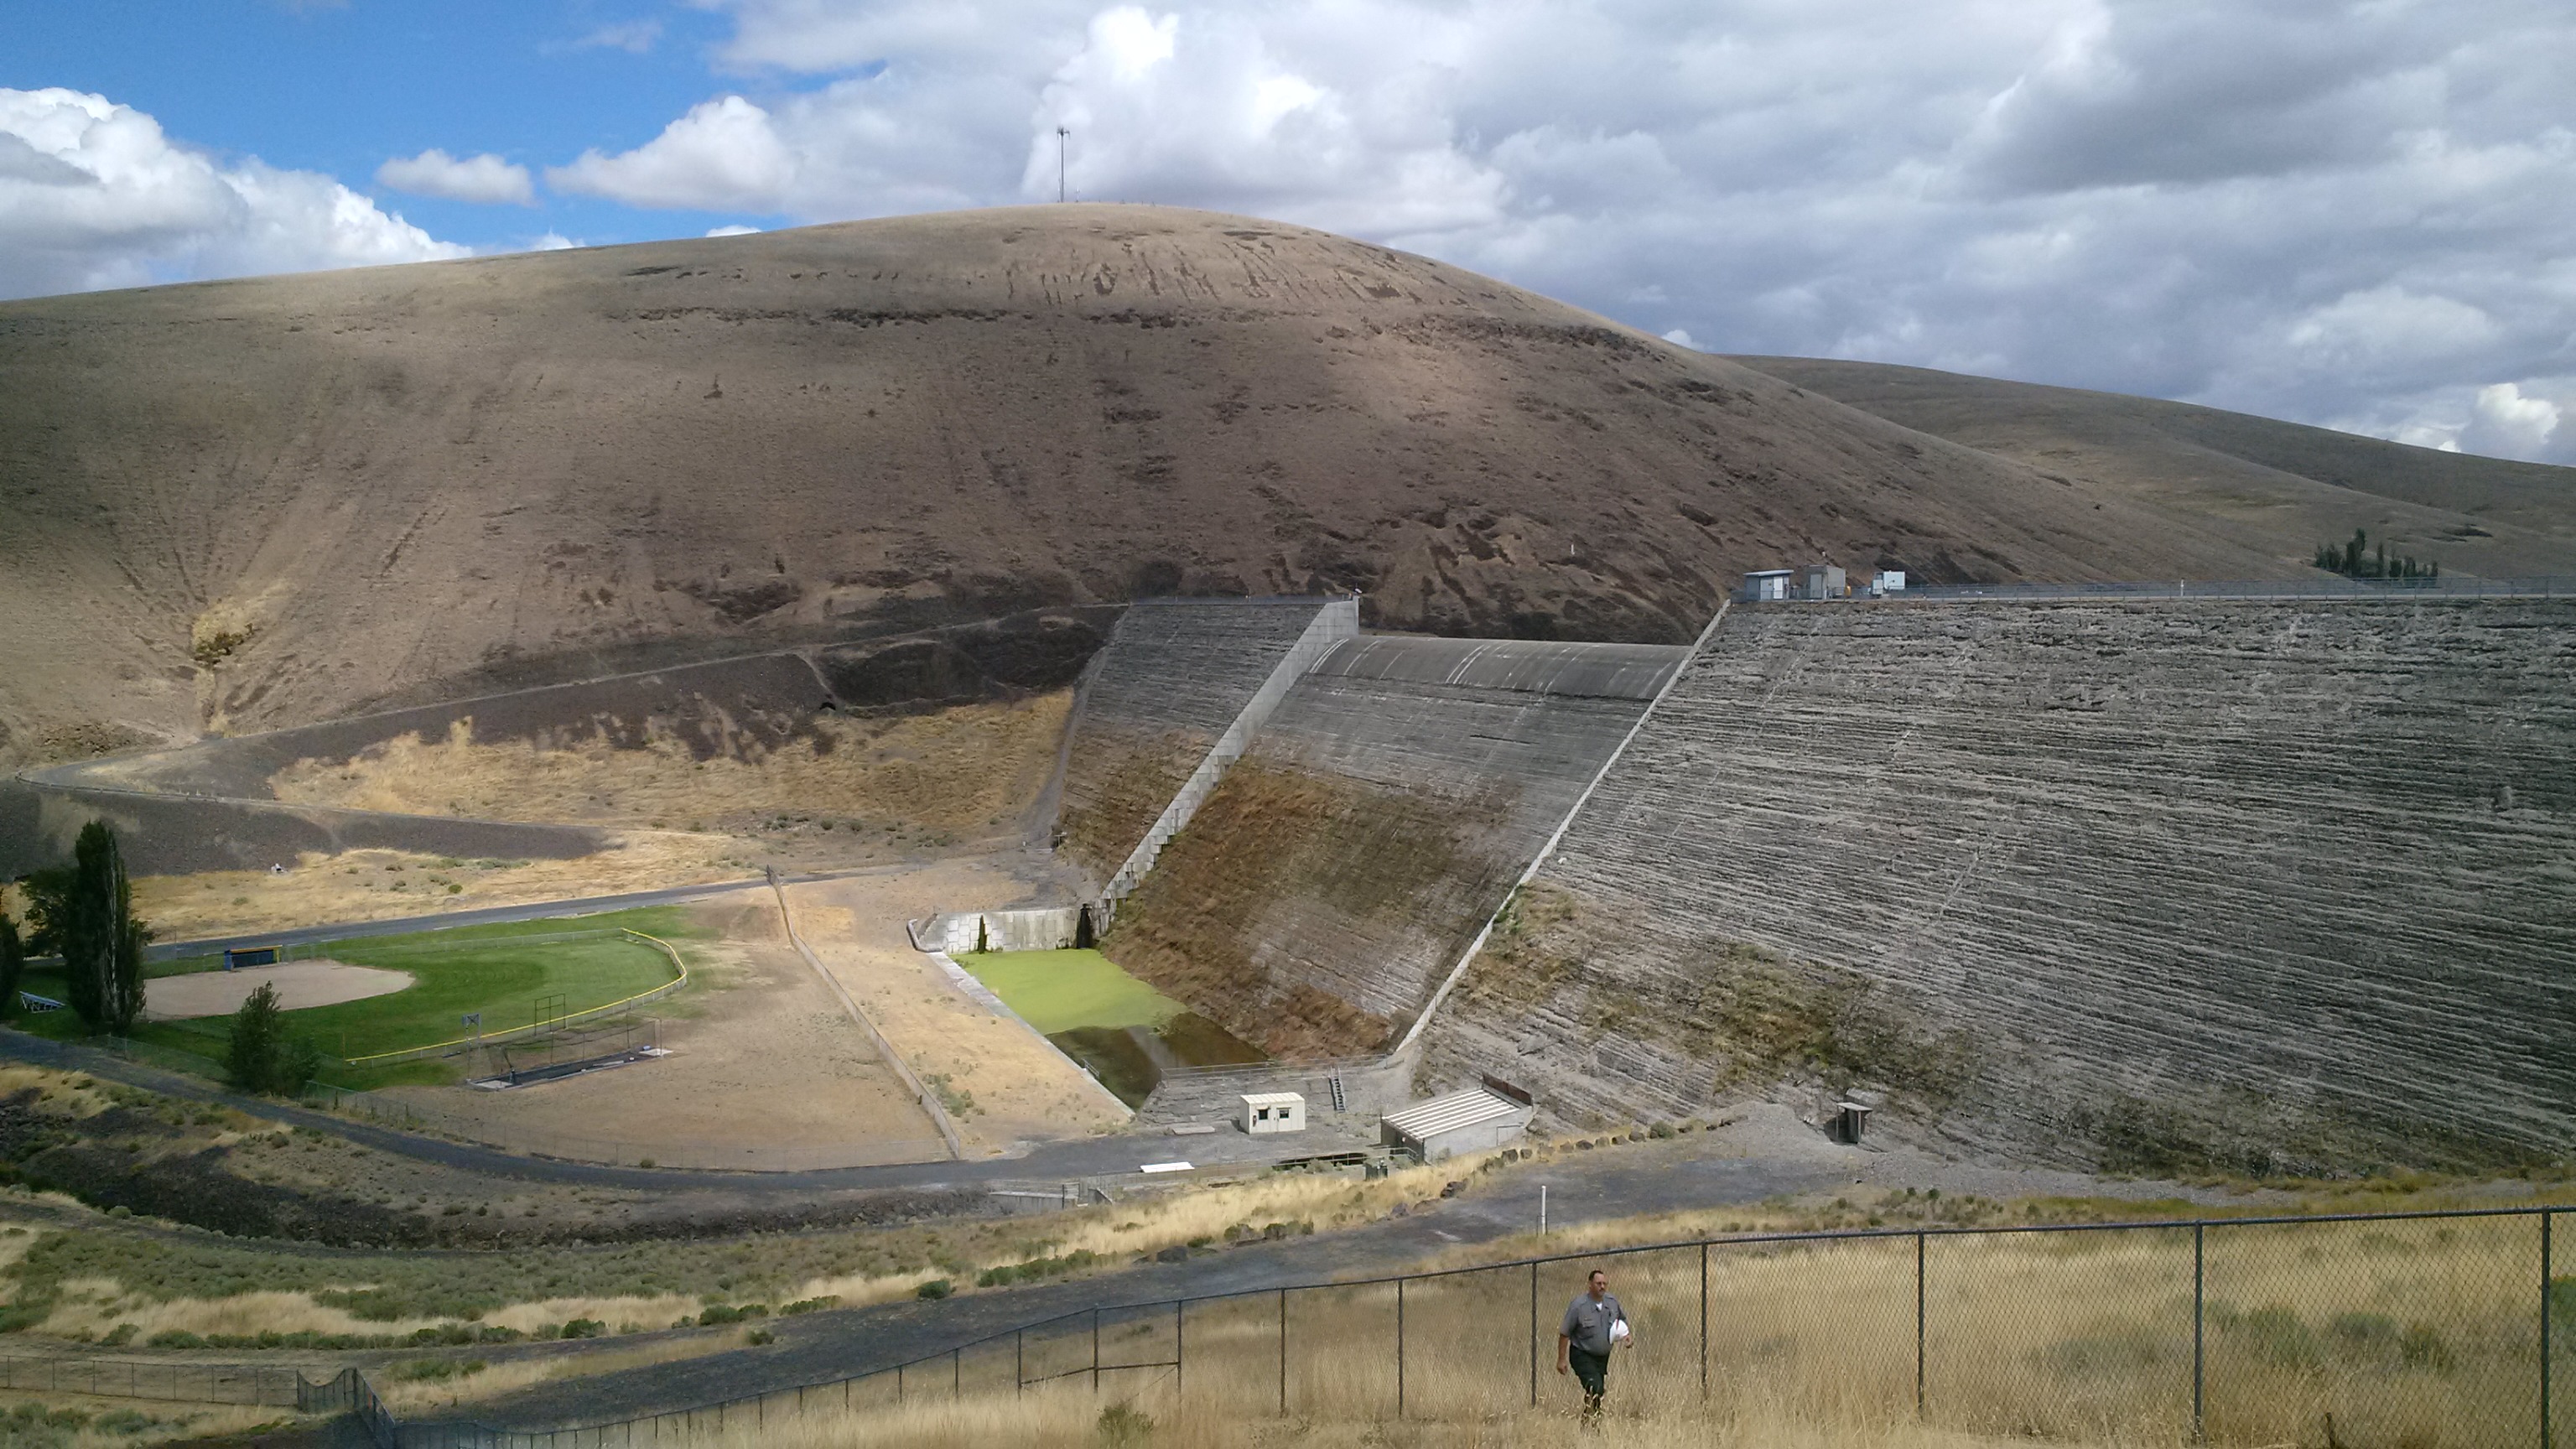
0;204;2379;769
1729;356;2576;579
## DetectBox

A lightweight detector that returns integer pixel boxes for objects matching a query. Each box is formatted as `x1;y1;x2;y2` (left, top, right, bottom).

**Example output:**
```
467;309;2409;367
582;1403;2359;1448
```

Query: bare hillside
3;205;2304;767
1729;356;2576;578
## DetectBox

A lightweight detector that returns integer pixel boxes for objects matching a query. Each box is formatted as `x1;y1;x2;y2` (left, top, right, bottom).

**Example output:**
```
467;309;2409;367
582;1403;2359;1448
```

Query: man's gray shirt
1561;1293;1625;1356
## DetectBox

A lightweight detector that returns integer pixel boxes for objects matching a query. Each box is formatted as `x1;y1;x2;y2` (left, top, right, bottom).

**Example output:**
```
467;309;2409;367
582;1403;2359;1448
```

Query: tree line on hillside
4;820;317;1097
2314;528;2437;580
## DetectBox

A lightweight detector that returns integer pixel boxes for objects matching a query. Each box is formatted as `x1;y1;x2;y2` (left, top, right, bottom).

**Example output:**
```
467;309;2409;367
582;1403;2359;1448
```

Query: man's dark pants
1569;1346;1609;1420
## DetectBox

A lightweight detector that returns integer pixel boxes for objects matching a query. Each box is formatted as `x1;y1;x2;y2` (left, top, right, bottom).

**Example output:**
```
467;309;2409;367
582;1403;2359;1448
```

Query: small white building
1240;1092;1307;1135
1869;570;1907;596
1799;564;1847;600
1381;1088;1534;1162
1743;569;1794;601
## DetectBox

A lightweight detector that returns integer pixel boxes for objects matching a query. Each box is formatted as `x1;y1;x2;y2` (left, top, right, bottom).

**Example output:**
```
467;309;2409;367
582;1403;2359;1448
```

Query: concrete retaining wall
1417;597;2576;1171
923;906;1094;955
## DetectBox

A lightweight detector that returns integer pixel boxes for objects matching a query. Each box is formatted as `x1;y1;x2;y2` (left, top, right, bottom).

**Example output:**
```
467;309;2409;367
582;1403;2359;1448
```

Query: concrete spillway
1104;635;1685;1058
1052;596;1345;884
1416;597;2576;1171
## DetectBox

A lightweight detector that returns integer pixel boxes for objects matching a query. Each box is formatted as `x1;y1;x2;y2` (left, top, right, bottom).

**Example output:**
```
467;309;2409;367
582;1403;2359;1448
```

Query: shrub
225;984;322;1097
915;1280;953;1301
1097;1404;1156;1446
746;1327;774;1346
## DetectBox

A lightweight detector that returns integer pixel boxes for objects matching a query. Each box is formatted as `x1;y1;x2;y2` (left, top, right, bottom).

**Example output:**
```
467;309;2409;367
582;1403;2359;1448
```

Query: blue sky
4;0;2573;463
7;0;766;247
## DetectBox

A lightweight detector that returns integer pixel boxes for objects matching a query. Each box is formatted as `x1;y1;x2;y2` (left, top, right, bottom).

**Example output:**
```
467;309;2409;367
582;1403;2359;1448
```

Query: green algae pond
958;948;1262;1106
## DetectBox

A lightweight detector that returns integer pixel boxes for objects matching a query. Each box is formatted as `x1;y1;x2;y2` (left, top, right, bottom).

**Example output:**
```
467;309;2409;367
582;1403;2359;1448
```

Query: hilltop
7;205;2563;766
1729;356;2576;579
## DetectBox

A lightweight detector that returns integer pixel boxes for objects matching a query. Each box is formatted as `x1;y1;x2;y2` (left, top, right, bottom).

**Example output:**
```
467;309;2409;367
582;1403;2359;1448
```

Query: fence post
1176;1298;1185;1397
1395;1277;1405;1418
954;1347;962;1400
2193;1221;2207;1443
1015;1329;1024;1397
1279;1289;1289;1416
1701;1240;1710;1400
1093;1307;1101;1393
1915;1231;1927;1419
1530;1260;1540;1407
2542;1210;2553;1449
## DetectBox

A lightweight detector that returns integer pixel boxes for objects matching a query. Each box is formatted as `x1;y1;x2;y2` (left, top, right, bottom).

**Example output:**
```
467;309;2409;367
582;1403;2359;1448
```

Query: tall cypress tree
62;823;148;1035
62;826;110;1030
0;911;24;1020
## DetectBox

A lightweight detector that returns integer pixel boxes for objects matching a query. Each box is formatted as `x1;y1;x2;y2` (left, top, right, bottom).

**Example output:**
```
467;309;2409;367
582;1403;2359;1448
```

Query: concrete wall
1416;598;2576;1171
1103;636;1684;1059
1052;596;1348;884
924;906;1093;955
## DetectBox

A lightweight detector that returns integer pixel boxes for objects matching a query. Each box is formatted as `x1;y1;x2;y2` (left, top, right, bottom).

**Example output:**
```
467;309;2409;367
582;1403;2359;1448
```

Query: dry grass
268;693;1071;836
127;839;749;940
0;1389;288;1446
35;1285;448;1343
372;1335;737;1413
654;1201;2562;1449
790;888;1130;1151
619;1377;2164;1448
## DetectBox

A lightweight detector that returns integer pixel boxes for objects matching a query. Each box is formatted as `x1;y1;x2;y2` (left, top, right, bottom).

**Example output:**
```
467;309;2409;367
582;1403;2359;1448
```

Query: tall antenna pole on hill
1057;127;1070;202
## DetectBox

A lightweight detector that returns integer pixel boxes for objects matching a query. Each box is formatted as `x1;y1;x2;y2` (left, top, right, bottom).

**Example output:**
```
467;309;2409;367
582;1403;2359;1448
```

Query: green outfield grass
13;907;699;1078
958;948;1187;1035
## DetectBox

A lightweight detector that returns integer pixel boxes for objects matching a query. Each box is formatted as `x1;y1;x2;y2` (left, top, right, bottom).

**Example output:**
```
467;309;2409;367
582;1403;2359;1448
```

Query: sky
4;0;2573;463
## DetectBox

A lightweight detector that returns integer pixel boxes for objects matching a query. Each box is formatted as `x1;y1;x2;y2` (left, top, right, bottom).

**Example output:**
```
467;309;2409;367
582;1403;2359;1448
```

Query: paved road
0;1030;1352;1194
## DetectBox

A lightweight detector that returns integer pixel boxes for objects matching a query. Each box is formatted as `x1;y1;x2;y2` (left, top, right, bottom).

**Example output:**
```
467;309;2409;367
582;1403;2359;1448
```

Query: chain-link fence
0;1353;335;1409
368;1204;2568;1448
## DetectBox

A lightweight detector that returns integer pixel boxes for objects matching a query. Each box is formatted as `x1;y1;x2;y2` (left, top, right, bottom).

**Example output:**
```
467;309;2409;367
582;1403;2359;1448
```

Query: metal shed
1381;1088;1534;1162
1743;569;1794;601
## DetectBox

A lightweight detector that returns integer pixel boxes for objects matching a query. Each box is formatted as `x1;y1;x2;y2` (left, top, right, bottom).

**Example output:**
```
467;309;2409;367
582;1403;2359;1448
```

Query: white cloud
578;20;664;54
548;96;799;210
705;223;762;236
377;148;537;205
528;231;582;251
0;86;466;299
1661;328;1697;349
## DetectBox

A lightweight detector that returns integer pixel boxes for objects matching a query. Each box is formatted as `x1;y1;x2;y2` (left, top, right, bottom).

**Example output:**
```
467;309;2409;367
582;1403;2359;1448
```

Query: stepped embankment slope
1104;635;1683;1057
1052;595;1336;882
1418;596;2576;1171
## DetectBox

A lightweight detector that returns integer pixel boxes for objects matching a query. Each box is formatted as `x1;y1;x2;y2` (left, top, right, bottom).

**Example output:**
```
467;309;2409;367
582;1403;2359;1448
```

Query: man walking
1556;1267;1630;1425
